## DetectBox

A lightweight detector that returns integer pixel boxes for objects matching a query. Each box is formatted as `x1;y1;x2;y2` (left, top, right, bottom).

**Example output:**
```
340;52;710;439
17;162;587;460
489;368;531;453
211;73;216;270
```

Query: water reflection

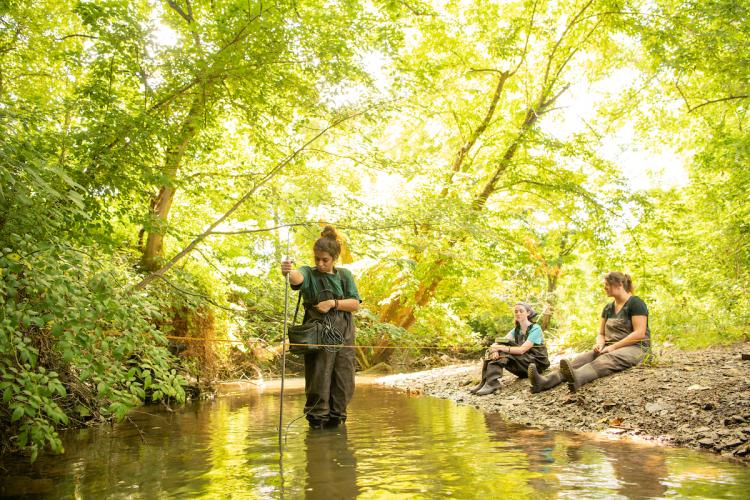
1;383;749;499
304;426;359;498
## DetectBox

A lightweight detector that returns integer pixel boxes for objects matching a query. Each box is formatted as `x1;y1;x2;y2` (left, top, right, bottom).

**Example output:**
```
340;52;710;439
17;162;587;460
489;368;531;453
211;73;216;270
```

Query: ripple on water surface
1;383;749;498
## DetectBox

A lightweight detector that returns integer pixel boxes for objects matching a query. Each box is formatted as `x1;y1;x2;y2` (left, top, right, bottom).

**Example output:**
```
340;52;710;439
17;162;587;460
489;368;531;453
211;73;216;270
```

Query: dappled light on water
1;384;749;498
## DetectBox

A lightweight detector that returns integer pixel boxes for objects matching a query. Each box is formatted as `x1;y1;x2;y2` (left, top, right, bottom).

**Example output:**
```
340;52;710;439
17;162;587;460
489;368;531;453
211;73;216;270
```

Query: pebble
380;342;750;461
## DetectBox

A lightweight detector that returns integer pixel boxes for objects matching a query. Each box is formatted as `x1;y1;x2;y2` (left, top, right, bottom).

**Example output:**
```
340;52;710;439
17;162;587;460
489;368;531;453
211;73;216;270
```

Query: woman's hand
593;337;605;353
488;351;501;361
314;299;336;313
281;260;293;276
600;344;615;354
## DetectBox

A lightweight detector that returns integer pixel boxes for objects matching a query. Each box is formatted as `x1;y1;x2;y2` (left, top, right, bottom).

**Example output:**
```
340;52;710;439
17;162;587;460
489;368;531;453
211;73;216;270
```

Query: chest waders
300;274;356;428
561;308;649;392
531;302;652;394
472;324;551;396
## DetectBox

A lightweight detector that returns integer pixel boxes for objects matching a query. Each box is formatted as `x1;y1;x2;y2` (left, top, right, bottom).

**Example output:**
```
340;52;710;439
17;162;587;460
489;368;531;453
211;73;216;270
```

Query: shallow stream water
1;380;749;498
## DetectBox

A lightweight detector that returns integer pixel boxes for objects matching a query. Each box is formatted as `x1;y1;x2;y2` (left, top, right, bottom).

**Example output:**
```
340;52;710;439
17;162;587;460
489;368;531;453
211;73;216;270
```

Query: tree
374;0;627;329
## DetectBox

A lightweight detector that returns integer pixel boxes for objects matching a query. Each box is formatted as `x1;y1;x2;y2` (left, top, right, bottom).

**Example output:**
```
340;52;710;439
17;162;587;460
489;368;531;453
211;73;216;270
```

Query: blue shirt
505;323;544;345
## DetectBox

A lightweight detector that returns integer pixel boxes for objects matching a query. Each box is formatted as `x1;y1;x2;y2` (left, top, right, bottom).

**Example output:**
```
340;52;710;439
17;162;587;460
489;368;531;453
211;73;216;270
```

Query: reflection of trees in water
4;388;750;498
12;389;297;498
483;413;560;494
333;386;544;497
550;433;668;499
482;412;671;498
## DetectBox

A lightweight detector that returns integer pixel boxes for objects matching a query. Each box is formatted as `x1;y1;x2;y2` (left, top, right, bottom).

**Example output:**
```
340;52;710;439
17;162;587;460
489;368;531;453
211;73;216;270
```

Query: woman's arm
601;315;647;353
496;340;534;356
314;298;360;313
281;261;304;286
594;318;606;352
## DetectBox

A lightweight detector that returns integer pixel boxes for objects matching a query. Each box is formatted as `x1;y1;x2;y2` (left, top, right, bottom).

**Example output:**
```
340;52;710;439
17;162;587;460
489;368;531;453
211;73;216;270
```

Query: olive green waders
530;315;648;393
473;343;550;396
303;308;356;427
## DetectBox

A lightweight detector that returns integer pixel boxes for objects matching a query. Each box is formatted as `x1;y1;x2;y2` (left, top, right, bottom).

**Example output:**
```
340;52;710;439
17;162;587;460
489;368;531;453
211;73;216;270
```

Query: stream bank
376;342;750;462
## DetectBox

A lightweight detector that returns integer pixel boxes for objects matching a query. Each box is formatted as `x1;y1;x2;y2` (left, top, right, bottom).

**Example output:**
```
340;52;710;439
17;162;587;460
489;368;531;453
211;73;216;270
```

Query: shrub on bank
0;235;186;461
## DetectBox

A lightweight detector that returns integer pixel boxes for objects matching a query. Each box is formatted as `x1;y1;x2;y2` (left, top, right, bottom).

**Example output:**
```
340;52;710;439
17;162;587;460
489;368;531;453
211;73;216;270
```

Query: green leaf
11;406;24;422
18;430;28;447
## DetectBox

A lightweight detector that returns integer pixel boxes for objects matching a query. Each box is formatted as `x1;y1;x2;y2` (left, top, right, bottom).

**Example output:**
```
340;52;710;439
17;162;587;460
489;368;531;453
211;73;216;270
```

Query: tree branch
688;94;750;113
134;102;385;290
166;0;194;24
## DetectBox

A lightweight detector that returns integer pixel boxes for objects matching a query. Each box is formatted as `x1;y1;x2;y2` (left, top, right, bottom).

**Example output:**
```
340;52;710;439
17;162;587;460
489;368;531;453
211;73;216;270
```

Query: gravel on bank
376;342;750;462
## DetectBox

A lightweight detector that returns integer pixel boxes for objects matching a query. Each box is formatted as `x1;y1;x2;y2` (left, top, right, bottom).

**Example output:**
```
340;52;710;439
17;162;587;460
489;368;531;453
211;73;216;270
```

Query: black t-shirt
601;295;651;339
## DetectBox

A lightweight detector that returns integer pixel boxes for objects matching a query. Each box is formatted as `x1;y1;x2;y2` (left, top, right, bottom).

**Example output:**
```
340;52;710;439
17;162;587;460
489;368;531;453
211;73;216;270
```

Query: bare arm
506;340;534;355
594;318;606;352
489;340;534;357
281;261;304;286
315;298;360;313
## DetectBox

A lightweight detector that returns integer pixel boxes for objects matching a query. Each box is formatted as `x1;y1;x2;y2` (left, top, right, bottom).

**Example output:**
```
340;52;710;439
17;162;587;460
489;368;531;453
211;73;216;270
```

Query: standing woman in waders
528;272;650;393
470;303;550;396
281;225;361;428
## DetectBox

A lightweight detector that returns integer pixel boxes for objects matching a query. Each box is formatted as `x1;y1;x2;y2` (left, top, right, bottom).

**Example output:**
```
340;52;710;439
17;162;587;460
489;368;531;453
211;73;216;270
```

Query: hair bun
320;225;339;241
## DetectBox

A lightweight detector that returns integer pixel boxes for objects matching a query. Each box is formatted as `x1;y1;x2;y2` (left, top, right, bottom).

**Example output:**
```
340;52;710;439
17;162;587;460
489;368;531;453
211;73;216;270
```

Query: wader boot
527;364;563;394
469;360;490;394
475;363;503;396
308;417;326;430
560;359;598;393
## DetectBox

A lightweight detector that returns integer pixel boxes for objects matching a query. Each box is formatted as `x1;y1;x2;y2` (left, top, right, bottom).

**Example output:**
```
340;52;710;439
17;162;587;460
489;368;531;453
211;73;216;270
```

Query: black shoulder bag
287;273;348;354
287;292;323;354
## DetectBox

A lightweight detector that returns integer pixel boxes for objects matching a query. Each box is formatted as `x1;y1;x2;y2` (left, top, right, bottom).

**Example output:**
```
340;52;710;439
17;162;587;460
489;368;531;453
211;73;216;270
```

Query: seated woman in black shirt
528;272;651;393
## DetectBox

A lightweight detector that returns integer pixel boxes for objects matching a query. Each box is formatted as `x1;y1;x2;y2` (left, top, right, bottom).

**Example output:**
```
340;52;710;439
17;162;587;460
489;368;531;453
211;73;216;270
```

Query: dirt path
376;342;750;462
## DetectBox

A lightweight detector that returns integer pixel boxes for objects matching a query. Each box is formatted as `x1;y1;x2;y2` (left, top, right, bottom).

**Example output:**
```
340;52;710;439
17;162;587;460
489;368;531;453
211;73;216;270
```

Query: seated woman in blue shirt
470;303;551;396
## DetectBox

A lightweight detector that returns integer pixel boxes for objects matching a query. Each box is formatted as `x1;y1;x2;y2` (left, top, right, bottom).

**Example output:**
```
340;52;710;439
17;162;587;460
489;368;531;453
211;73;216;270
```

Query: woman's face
513;306;529;321
604;280;623;297
314;250;335;273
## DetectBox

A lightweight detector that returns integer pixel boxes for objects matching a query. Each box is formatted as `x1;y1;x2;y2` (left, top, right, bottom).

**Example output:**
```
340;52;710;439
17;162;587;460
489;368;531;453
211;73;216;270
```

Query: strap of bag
292;290;302;326
293;269;349;325
321;269;349;299
341;269;349;298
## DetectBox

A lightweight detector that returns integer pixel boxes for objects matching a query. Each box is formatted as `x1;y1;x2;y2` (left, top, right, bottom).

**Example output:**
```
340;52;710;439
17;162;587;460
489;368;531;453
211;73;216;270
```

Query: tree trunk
379;261;445;329
141;89;209;271
540;272;559;331
378;107;542;329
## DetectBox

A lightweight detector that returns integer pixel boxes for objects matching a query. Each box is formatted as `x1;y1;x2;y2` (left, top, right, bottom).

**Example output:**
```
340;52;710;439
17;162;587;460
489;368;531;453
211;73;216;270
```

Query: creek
1;378;749;498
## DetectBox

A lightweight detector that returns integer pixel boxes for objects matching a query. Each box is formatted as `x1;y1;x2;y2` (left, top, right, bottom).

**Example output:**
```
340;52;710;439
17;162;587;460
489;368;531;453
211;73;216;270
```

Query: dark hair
313;225;341;260
514;302;538;326
605;272;634;293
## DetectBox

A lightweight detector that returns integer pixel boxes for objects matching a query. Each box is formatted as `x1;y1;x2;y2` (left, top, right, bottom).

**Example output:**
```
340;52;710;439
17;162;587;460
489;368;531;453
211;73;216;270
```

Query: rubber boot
308;418;326;430
324;417;342;428
468;360;489;394
559;359;599;393
475;363;503;396
528;364;563;394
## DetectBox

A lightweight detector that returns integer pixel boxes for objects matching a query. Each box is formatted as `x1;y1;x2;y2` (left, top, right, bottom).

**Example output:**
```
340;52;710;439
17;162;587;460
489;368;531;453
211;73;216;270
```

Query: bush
0;235;186;461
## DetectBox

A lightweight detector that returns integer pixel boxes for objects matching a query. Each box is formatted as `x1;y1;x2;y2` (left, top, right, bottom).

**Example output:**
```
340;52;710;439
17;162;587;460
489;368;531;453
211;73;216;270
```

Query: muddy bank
376;342;750;462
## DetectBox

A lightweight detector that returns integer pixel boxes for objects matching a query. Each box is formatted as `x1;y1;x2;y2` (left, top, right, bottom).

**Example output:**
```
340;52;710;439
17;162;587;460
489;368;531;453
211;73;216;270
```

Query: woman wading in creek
528;272;651;393
470;303;550;396
281;226;362;428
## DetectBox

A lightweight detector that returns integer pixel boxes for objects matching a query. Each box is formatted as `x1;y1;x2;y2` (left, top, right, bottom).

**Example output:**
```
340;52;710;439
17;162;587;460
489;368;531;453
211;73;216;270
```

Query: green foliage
0;236;186;460
3;0;750;460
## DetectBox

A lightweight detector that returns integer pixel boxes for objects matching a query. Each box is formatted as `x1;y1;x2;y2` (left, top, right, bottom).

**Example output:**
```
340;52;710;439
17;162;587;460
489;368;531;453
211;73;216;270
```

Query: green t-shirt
291;266;361;305
504;323;544;345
